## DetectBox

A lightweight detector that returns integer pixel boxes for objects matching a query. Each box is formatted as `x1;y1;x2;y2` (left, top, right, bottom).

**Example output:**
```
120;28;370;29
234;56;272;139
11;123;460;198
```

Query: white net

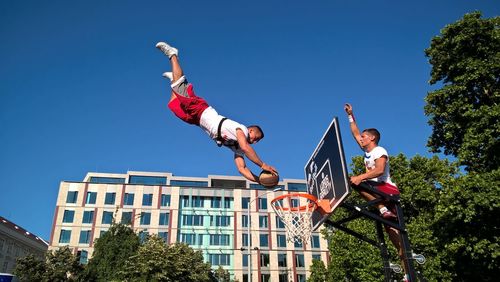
271;194;317;245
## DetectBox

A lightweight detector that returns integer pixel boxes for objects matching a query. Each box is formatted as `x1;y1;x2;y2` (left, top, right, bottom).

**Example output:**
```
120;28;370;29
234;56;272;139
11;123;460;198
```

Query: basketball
259;170;279;187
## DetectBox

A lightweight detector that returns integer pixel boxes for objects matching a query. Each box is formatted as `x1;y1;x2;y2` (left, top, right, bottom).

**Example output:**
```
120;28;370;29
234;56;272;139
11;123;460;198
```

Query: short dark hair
363;128;380;144
248;125;264;139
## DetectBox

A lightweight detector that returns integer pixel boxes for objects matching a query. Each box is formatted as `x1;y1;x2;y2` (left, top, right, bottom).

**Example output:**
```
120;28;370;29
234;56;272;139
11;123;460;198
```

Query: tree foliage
213;265;231;282
424;11;500;172
14;246;82;282
119;237;213;282
83;223;140;281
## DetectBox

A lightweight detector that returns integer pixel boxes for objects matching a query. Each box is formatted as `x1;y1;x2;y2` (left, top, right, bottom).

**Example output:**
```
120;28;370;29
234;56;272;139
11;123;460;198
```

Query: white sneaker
155;42;178;58
162;72;173;81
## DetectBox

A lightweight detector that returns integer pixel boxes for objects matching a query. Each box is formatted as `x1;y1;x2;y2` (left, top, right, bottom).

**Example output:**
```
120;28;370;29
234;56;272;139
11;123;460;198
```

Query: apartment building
49;171;329;282
0;216;48;274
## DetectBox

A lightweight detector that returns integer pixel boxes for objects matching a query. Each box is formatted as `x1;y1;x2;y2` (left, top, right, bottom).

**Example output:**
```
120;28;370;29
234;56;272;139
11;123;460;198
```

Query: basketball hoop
271;193;330;244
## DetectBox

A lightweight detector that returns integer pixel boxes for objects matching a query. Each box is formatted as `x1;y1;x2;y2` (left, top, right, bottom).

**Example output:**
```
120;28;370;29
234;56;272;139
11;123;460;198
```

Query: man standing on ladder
344;103;409;282
155;41;278;183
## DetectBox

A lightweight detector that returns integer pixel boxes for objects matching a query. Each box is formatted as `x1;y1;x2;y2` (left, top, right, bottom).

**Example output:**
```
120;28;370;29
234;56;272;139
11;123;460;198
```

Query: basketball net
271;193;319;245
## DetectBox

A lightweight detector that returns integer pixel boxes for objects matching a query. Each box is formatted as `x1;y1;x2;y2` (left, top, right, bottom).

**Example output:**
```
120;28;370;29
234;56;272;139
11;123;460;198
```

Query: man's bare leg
386;227;408;278
155;42;184;102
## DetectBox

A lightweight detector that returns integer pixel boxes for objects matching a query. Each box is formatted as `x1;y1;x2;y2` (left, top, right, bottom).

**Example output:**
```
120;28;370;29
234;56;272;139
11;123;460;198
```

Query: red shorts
168;83;209;125
374;182;400;195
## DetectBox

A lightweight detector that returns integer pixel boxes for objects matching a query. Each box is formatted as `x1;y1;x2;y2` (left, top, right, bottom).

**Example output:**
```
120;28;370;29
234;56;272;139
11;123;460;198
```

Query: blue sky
1;1;498;241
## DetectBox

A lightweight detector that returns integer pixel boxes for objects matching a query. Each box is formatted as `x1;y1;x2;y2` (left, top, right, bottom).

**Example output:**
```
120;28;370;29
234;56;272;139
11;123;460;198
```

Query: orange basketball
259;170;279;187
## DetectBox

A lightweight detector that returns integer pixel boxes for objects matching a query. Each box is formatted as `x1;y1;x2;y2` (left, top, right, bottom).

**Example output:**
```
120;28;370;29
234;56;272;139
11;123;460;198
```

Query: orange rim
271;193;318;212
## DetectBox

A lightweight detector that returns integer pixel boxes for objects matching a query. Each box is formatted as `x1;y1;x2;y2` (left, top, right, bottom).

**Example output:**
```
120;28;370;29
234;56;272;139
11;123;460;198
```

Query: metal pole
247;187;282;282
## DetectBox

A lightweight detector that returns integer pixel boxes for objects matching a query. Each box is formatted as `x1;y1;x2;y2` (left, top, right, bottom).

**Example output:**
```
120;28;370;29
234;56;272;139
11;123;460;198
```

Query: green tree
14;246;82;282
433;168;500;281
307;258;328;282
120;238;213;282
14;254;46;282
213;265;231;282
120;235;170;281
162;242;213;282
45;246;82;281
424;11;500;172
83;223;140;281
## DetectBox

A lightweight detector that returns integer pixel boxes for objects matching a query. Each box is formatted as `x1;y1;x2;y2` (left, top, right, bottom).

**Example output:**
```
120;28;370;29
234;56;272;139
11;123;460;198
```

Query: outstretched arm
234;154;261;183
235;129;278;175
344;103;363;148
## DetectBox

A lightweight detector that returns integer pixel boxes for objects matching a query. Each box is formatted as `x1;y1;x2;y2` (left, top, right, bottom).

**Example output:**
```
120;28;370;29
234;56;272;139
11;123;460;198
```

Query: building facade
0;216;49;274
49;171;329;282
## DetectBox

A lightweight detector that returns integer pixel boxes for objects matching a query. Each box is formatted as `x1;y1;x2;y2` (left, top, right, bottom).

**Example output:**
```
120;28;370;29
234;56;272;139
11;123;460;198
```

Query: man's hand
344;103;353;115
350;175;363;186
261;163;278;176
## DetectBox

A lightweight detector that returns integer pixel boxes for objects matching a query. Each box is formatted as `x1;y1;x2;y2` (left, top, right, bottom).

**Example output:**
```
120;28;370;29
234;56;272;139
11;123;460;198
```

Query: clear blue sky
1;1;498;241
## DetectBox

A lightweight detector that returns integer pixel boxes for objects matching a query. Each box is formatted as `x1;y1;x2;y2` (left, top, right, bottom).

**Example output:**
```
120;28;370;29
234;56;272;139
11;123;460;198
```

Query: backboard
305;116;350;230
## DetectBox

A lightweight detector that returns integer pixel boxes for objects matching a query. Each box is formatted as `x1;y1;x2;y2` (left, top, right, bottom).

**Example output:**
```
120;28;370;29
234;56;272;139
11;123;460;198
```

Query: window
261;274;271;282
79;230;91;244
182;215;204;226
259;234;269;247
278;253;287;267
170;180;207;187
100;230;108;237
198;234;204;245
260;253;270;267
242;197;250;209
89;177;125;184
294;240;303;249
140;212;151;225
242;253;248;266
279;273;288;282
288;183;307;191
311;235;320;248
182;196;190;207
209;234;230;246
291;198;300;208
211;215;230;227
160;194;171;207
242;215;249;228
276;216;285;228
102;211;113;224
129;175;167;185
82;211;94;224
85;192;97;204
78;250;88;264
208;254;230;266
104;192;116;205
159;212;169;225
124;193;134;205
242;233;249;247
295;254;305;267
158;232;168;242
277;234;287;247
312;254;322;261
66;191;78;203
63;210;75;223
258;197;267;210
142;194;153;206
121;212;132;224
139;231;148;242
259;215;268;228
59;230;71;243
180;233;196;245
192;196;204;207
224;197;233;208
297;274;306;282
211;197;221;208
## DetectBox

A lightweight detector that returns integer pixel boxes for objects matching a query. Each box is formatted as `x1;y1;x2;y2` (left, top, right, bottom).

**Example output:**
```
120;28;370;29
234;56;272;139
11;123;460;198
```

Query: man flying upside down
155;41;278;184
